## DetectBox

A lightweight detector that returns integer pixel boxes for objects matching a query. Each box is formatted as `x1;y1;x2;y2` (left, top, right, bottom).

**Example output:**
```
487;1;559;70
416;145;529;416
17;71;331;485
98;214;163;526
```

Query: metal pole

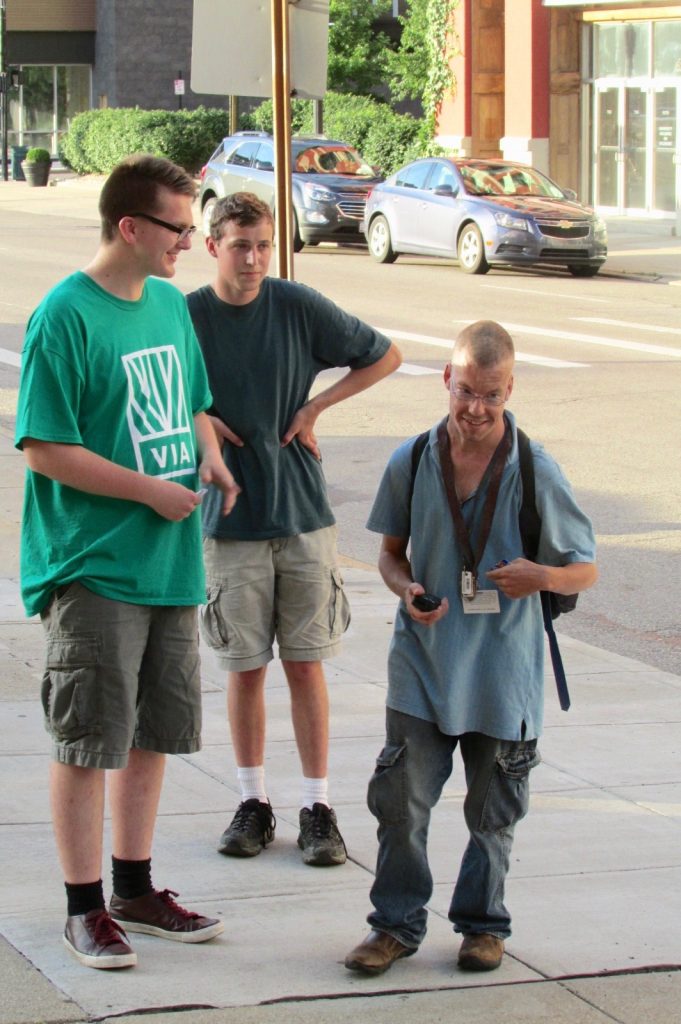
313;98;323;136
0;0;8;182
229;95;238;136
271;0;294;280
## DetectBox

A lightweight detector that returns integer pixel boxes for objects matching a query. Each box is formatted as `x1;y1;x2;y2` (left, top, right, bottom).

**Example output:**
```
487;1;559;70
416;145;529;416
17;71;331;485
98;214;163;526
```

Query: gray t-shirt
187;277;391;540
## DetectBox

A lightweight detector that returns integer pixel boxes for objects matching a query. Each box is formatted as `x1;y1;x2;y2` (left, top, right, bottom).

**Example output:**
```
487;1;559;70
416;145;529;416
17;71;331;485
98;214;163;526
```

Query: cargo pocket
329;568;351;639
200;584;230;652
480;741;541;832
368;743;408;826
41;634;101;741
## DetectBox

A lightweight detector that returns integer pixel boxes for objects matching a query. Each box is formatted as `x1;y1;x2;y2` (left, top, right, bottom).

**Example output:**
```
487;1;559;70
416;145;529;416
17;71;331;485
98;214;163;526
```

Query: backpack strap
406;429;432;537
516;428;571;712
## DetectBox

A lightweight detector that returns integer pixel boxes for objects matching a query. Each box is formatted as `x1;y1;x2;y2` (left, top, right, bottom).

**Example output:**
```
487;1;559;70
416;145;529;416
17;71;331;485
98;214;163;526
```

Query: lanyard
436;417;511;580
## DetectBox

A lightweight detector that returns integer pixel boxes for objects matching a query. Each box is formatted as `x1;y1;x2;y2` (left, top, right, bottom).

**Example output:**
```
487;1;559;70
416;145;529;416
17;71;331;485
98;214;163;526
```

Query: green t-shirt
187;278;391;540
15;271;212;617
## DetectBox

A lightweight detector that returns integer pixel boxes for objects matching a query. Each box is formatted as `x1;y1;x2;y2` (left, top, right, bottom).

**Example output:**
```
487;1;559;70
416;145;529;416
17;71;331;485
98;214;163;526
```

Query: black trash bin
11;146;29;181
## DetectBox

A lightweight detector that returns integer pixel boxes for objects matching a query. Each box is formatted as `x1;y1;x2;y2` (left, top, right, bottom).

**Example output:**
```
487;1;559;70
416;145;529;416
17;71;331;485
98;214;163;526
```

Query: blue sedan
362;157;608;276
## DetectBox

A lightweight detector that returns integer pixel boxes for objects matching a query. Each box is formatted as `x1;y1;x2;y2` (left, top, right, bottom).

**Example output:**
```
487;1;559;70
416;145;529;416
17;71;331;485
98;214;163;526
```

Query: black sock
111;856;153;899
65;879;105;917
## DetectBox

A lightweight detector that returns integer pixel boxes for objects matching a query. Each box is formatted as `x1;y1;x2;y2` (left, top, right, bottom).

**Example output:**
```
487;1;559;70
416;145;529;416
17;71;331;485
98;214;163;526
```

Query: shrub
248;92;426;175
60;107;231;175
25;147;51;163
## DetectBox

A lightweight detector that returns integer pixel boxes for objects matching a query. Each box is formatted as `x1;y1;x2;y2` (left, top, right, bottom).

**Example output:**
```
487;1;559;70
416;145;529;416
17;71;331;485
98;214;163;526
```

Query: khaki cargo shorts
201;526;351;671
40;582;202;770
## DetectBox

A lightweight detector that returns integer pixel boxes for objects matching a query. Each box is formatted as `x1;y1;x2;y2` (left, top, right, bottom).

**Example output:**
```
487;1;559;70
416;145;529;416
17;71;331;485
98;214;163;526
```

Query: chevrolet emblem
558;220;572;230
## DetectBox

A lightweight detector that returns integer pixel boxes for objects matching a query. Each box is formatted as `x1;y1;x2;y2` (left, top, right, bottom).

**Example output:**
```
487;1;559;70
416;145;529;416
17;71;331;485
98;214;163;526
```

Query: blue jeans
366;708;540;948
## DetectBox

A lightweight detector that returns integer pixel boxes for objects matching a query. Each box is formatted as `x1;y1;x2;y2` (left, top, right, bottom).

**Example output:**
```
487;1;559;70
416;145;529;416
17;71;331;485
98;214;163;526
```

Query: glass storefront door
595;83;649;214
593;19;680;216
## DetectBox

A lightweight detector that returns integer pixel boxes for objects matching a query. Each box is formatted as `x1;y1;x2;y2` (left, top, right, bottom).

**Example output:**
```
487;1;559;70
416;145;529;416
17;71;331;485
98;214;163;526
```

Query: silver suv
199;131;382;251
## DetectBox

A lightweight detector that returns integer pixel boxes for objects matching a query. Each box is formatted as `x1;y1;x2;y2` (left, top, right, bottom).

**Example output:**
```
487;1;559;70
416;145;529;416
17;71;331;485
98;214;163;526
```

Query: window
228;141;261;167
654;20;681;76
395;162;432;189
427;162;458;192
7;65;91;154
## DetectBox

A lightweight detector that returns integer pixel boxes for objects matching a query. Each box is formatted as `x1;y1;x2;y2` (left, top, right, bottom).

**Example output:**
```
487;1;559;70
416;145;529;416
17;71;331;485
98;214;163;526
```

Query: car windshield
294;145;374;177
458;162;566;199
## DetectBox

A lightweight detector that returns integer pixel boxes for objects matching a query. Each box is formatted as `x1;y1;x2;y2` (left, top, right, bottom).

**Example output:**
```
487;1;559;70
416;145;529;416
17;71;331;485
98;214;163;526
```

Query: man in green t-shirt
187;192;401;868
15;156;239;970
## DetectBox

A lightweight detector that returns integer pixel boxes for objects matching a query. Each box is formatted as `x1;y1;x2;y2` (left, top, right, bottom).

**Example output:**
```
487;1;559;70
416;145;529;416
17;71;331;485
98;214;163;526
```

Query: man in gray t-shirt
187;192;401;867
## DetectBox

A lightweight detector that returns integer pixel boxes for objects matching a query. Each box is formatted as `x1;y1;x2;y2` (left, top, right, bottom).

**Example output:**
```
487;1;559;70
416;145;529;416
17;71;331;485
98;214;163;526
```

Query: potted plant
21;147;52;187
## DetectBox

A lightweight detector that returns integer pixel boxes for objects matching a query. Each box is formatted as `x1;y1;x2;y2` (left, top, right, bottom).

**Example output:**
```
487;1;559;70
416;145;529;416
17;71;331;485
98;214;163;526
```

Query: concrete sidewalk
1;418;680;1024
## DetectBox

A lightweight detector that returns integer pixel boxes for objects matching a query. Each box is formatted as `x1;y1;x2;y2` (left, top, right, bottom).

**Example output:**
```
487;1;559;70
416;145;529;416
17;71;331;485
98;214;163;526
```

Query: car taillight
199;166;207;182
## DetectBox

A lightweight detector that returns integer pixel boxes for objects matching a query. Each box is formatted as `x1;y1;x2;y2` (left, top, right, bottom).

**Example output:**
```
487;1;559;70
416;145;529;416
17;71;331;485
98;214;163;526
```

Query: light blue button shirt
366;412;596;740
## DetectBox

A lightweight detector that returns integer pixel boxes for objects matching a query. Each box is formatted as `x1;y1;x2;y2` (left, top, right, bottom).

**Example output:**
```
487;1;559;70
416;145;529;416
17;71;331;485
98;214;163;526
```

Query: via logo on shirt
122;345;196;479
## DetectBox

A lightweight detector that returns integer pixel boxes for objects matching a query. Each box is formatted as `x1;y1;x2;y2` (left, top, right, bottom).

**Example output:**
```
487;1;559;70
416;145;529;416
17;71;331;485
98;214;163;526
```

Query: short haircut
452;320;515;368
209;192;274;241
99;154;196;241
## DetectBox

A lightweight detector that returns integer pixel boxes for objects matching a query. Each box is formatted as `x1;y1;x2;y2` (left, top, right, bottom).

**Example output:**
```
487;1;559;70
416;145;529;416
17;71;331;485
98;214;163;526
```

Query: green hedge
245;93;424;175
60;107;231;175
60;96;428;178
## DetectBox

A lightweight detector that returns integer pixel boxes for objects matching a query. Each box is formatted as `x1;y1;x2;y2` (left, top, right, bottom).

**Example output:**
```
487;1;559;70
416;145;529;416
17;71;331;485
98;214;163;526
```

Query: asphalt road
0;196;679;675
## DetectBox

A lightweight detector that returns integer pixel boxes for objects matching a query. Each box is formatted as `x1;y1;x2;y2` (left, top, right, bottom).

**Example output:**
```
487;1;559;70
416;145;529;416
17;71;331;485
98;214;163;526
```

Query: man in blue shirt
345;320;597;976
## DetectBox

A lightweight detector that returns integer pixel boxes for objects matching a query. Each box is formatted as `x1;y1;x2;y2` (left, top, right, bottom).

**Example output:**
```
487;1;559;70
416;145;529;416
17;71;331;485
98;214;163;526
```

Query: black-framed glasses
130;212;197;243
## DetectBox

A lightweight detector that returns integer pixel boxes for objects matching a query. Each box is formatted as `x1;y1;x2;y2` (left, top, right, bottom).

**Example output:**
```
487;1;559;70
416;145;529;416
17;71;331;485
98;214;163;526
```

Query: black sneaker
298;803;347;866
217;799;276;857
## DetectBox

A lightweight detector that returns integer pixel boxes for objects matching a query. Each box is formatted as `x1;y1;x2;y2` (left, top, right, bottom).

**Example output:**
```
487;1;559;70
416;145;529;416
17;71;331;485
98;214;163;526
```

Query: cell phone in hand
412;593;442;613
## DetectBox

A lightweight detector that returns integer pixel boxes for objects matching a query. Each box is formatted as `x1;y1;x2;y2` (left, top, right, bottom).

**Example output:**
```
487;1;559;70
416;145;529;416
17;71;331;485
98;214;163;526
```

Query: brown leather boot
458;932;504;971
345;929;416;975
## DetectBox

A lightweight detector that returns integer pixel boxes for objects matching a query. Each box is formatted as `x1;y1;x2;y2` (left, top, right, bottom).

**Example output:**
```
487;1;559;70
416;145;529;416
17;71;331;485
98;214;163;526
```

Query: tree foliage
327;0;393;95
388;0;459;129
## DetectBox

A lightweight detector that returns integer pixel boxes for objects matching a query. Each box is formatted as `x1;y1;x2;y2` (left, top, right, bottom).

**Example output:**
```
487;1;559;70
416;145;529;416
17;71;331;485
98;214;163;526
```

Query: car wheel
368;215;397;264
201;197;217;236
457;223;489;274
293;212;304;253
568;265;601;278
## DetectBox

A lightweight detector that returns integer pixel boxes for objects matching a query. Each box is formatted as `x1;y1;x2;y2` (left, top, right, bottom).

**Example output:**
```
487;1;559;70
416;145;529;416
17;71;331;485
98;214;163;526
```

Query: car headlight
594;217;608;239
302;183;335;204
494;211;530;231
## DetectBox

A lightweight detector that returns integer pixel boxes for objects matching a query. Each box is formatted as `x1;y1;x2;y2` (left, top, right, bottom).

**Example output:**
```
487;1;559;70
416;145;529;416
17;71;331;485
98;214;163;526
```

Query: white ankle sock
237;765;268;803
301;777;330;811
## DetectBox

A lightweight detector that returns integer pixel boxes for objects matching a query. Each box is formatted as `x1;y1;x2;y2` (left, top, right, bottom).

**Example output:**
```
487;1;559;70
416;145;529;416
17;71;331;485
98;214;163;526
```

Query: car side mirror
434;185;458;197
563;188;577;201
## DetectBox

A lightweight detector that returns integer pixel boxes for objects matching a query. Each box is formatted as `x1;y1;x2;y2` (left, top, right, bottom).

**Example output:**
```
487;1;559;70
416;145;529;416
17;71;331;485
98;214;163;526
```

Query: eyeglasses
451;383;508;407
130;212;197;243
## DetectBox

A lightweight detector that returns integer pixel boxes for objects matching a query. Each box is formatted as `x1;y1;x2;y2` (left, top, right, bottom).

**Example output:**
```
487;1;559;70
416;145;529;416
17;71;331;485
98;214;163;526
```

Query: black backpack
408;424;576;709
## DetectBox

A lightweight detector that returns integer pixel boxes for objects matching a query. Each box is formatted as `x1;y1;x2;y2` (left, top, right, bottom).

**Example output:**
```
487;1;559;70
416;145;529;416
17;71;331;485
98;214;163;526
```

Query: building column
435;0;472;155
500;0;550;172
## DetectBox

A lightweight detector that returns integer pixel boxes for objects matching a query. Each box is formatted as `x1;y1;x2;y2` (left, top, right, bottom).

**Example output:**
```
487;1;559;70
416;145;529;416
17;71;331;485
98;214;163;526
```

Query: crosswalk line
378;327;587;368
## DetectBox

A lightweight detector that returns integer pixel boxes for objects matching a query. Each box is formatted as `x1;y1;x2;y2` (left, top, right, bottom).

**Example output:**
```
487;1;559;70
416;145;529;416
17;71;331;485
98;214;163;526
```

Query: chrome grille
538;221;590;239
337;197;367;219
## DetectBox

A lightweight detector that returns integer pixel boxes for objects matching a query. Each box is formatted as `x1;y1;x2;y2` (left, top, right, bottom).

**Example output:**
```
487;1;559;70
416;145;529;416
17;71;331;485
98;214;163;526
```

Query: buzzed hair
209;192;274;241
452;320;515;368
99;154;196;241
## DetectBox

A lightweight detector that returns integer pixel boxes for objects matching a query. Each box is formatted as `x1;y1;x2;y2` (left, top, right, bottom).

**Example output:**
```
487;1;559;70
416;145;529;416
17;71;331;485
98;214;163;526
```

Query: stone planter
21;160;51;187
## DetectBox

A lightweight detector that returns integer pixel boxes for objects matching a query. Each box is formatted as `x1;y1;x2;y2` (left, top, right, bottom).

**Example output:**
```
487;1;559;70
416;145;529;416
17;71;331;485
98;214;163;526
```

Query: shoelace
233;801;275;841
92;910;129;947
309;805;335;839
156;889;200;921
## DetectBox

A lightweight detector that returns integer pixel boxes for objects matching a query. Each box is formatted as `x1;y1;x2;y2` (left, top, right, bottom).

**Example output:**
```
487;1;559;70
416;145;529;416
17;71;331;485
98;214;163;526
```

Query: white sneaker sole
63;934;137;969
111;918;225;943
